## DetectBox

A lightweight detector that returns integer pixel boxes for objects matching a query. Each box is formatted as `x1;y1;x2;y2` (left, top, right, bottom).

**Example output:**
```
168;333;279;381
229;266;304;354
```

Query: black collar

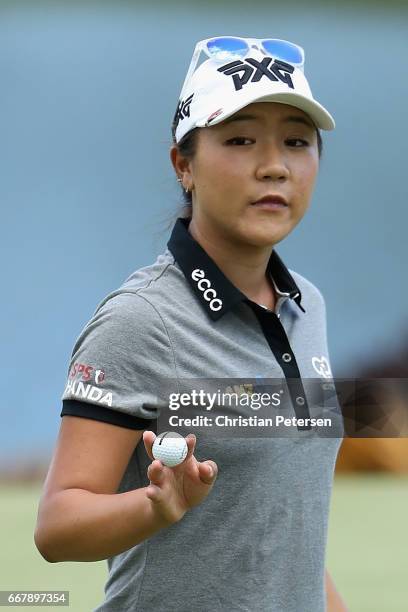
167;217;305;321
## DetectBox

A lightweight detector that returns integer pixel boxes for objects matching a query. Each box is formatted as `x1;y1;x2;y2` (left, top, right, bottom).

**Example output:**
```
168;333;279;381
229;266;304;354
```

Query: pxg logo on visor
217;57;295;91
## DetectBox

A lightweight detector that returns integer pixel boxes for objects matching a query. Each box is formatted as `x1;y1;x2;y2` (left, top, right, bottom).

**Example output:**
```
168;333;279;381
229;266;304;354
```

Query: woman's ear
170;145;193;187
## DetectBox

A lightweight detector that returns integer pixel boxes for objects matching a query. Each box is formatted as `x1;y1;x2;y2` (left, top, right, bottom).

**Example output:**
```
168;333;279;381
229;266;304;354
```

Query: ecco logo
173;93;194;129
218;57;295;91
191;269;223;312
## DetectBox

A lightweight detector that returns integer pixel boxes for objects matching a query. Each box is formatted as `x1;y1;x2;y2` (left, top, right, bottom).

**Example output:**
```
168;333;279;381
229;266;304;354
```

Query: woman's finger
183;433;196;461
197;460;218;485
147;459;165;485
143;430;156;461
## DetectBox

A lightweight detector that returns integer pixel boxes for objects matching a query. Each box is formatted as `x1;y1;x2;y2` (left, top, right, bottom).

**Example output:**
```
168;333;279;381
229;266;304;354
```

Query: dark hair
171;119;323;215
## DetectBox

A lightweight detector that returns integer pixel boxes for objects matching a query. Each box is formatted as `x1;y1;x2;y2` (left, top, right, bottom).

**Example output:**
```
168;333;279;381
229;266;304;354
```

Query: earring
177;177;190;193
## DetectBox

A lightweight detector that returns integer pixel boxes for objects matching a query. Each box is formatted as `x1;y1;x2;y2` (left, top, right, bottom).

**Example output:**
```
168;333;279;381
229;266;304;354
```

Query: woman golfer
35;37;348;611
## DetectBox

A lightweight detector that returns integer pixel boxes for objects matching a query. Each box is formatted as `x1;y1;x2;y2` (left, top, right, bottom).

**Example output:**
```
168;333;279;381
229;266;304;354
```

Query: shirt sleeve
60;291;175;430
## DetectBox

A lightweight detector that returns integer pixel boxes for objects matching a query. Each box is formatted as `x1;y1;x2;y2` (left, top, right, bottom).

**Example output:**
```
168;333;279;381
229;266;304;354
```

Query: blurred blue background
1;0;407;464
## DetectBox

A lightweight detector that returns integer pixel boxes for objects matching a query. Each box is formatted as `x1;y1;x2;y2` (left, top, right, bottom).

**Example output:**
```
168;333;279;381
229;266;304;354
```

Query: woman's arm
34;417;217;563
34;417;167;562
35;486;173;563
325;569;349;612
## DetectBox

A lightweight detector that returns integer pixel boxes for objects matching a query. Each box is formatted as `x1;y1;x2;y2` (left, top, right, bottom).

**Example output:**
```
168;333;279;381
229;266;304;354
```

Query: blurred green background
1;476;408;611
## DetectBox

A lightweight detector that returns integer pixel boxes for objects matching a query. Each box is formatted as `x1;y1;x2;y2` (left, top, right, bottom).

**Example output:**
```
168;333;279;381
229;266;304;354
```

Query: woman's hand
142;431;218;524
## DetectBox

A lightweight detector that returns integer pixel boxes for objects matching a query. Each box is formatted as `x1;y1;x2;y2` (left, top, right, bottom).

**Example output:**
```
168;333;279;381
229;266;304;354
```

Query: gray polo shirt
61;217;343;612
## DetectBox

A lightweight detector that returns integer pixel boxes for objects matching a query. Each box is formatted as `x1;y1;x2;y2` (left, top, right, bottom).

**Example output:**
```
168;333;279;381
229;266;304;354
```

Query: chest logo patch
312;356;332;379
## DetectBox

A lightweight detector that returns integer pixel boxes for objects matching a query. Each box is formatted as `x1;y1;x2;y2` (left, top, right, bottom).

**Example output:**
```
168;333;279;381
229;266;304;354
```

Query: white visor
174;47;335;142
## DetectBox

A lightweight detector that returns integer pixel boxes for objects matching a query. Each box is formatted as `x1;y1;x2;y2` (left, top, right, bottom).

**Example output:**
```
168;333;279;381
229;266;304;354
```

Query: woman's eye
286;138;309;147
225;137;254;146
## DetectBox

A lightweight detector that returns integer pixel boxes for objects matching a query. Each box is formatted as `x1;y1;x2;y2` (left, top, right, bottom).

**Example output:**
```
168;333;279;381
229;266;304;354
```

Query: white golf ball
152;431;188;467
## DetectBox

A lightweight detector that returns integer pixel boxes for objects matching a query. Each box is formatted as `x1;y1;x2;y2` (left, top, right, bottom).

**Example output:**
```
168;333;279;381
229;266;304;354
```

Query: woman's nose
255;146;290;181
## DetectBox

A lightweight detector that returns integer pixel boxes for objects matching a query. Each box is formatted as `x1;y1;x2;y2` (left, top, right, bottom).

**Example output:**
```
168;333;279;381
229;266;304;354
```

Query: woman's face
178;101;320;248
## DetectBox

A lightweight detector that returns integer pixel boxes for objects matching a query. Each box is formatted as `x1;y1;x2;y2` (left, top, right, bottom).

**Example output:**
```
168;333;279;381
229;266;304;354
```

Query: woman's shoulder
93;248;178;319
71;252;177;356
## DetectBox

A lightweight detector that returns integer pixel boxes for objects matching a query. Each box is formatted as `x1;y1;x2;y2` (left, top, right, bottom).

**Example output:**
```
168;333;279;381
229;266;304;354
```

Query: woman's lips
251;196;288;210
252;202;287;210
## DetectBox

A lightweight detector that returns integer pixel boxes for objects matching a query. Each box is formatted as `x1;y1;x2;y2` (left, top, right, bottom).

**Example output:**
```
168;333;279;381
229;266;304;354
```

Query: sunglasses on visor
180;36;305;96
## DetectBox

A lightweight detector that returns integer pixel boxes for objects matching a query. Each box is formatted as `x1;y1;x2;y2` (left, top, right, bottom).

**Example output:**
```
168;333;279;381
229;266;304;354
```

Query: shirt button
282;353;292;363
296;396;305;406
